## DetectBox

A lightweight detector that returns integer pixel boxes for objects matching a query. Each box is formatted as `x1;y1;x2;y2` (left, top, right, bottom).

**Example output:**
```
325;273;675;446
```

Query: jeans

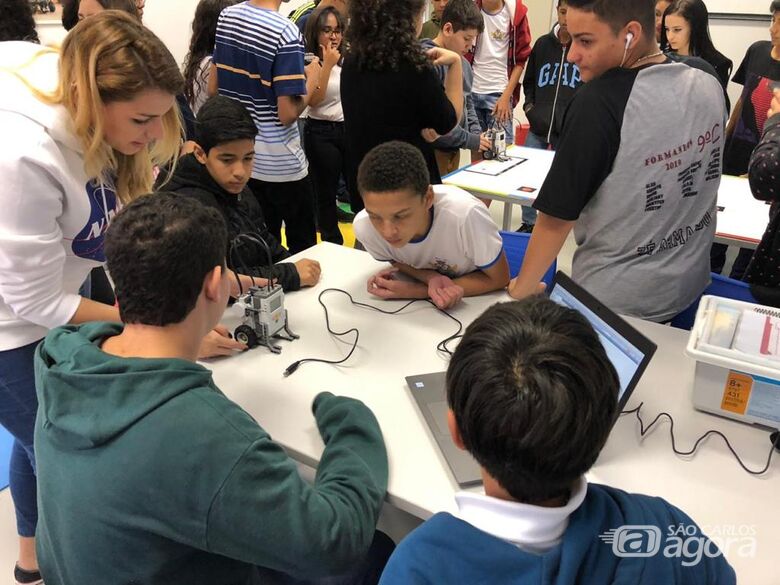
249;176;317;255
518;132;552;226
0;341;40;537
252;531;395;585
472;92;514;142
523;131;550;150
304;119;345;245
472;92;535;226
710;243;754;280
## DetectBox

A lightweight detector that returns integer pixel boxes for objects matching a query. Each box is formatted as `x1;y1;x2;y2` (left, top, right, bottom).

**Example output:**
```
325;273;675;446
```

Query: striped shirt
214;3;308;182
288;1;316;23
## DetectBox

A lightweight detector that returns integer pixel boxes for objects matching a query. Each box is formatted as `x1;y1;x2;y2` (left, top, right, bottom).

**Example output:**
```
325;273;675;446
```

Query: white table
445;148;771;248
206;243;779;583
443;145;554;231
715;175;771;249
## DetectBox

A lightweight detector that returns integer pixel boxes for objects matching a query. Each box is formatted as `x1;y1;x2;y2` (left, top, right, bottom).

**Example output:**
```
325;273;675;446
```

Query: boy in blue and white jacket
421;0;487;177
379;297;736;585
522;0;582;149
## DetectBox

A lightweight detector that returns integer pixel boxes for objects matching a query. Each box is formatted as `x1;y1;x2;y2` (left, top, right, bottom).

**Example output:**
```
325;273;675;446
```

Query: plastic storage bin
686;295;780;428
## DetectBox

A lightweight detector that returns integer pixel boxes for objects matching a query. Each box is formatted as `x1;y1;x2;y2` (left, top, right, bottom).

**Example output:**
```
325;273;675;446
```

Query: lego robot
482;122;509;161
234;284;298;354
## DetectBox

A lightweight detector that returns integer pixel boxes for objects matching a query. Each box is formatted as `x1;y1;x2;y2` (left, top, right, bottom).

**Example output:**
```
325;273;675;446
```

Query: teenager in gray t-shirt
508;0;727;322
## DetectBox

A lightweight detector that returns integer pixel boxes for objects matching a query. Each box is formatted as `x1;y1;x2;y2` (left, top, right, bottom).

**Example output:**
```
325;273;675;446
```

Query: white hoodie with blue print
0;42;118;350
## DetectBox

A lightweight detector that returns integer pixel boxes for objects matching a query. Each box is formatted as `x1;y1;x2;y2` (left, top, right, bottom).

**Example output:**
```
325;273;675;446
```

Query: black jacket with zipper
157;154;301;291
522;26;583;146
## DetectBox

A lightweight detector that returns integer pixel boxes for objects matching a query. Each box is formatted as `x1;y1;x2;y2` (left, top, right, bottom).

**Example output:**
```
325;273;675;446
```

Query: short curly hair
345;0;429;72
357;141;430;197
0;0;39;43
106;193;228;326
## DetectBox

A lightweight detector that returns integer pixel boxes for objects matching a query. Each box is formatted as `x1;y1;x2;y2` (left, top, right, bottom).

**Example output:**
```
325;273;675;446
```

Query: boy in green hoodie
33;193;393;584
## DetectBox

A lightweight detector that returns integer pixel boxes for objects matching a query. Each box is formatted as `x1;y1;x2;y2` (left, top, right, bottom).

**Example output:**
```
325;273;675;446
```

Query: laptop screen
548;274;655;406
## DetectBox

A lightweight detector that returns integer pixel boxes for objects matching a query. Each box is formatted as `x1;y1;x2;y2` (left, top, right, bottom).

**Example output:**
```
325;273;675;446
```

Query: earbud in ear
625;32;634;49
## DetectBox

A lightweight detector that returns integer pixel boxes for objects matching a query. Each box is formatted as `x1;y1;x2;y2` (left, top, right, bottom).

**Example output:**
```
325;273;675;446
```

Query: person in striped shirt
211;0;320;254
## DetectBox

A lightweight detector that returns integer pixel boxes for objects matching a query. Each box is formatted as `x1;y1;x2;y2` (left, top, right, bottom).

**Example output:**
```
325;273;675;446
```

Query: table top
206;243;779;583
445;147;769;247
715;175;770;247
443;145;554;204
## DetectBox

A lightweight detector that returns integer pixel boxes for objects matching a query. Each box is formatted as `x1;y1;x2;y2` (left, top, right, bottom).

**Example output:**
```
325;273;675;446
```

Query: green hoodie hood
35;322;216;450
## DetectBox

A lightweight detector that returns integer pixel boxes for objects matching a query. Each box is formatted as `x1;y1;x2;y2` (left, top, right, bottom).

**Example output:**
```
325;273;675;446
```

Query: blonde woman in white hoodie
0;13;243;584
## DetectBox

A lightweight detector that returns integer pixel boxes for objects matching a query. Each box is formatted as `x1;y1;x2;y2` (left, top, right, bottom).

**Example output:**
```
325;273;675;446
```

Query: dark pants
249;176;317;255
710;243;754;280
252;530;395;585
0;341;40;537
89;266;115;305
304;119;345;245
252;531;395;585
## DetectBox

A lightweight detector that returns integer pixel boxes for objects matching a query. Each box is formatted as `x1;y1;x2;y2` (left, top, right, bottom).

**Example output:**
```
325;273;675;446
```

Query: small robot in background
29;0;56;13
234;284;298;354
482;121;509;161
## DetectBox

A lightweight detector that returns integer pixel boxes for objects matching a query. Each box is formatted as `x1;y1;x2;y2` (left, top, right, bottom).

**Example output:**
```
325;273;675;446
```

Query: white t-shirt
353;185;503;277
472;3;511;94
307;63;343;122
190;55;212;116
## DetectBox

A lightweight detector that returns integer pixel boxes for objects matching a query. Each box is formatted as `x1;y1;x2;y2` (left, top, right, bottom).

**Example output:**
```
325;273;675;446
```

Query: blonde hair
44;11;184;203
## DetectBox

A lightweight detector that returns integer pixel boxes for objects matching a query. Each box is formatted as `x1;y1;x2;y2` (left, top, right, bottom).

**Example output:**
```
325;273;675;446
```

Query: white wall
712;18;772;108
36;0;774;108
37;0;314;66
537;1;770;110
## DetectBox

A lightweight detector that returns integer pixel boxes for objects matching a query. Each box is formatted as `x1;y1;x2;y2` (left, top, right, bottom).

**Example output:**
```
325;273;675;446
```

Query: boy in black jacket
522;0;582;150
160;96;321;292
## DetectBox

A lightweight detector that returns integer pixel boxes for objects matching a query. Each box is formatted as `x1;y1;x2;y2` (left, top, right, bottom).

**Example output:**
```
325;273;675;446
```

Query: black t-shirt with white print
534;57;727;322
724;41;780;175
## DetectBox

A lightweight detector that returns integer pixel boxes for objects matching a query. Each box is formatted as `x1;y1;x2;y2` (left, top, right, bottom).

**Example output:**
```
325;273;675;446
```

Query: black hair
440;0;484;34
772;1;780;13
182;0;240;109
447;297;621;504
357;141;430;197
660;0;729;67
62;0;80;31
566;0;655;38
105;193;228;326
346;0;430;72
0;0;39;43
86;0;140;17
304;5;346;60
195;96;257;154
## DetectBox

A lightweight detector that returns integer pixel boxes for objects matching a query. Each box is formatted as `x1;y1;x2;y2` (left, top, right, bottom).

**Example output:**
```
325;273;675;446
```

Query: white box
686;296;780;428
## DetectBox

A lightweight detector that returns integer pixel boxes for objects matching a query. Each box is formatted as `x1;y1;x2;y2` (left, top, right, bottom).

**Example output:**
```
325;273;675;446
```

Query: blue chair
670;273;758;330
500;231;557;289
0;426;12;491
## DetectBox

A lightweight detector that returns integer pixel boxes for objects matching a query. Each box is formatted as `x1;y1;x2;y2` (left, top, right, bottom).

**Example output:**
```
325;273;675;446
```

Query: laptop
406;271;658;487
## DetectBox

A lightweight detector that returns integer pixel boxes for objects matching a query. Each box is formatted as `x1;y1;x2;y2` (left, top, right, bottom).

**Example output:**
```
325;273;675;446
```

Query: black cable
242;232;274;292
230;233;275;294
228;239;257;296
228;246;244;296
283;288;463;377
621;402;780;475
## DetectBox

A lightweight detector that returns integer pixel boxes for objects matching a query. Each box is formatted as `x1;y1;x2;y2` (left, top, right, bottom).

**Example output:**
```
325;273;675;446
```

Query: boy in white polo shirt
353;141;510;309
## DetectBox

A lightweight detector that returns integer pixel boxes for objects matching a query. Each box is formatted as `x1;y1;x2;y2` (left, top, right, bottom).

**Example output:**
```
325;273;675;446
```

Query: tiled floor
0;490;17;584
